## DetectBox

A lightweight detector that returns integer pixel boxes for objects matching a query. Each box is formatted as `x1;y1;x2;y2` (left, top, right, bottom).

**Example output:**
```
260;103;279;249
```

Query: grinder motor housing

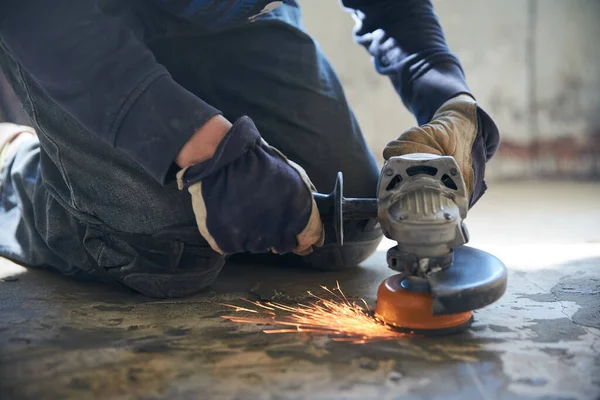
377;153;469;277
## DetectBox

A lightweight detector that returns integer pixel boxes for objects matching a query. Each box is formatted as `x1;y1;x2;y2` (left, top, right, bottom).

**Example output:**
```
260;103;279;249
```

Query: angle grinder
314;153;507;335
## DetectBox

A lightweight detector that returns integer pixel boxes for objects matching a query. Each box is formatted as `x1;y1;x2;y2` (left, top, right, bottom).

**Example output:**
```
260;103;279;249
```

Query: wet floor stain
488;324;513;333
524;275;600;329
93;305;134;312
164;327;191;337
516;377;548;386
528;318;588;343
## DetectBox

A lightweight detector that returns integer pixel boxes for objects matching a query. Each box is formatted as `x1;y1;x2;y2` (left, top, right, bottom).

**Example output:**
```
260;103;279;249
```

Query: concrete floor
1;181;599;400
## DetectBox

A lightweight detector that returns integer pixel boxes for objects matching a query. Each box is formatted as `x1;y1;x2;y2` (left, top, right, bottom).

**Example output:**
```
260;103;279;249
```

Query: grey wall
298;0;600;179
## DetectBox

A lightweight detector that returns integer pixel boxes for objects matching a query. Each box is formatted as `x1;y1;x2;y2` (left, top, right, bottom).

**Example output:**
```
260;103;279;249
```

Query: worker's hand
176;116;324;256
383;95;487;205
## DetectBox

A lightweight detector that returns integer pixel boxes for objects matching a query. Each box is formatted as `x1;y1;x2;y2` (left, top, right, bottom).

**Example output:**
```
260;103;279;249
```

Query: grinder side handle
313;172;344;246
313;172;378;247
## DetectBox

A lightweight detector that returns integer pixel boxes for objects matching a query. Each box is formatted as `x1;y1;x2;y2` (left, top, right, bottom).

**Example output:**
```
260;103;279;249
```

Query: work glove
176;116;324;256
383;95;495;206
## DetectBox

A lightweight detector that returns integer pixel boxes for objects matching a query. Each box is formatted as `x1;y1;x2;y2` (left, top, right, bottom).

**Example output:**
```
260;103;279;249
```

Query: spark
219;281;408;344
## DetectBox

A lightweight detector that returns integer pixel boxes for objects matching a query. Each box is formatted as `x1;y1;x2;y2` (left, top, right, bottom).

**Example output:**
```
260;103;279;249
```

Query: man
0;0;499;298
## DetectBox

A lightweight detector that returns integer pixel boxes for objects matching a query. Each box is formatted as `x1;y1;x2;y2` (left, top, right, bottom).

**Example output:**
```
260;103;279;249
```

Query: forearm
341;0;472;125
0;0;220;184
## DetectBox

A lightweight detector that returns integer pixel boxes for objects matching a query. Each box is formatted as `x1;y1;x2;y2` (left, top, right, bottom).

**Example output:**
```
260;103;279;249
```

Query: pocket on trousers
83;225;226;298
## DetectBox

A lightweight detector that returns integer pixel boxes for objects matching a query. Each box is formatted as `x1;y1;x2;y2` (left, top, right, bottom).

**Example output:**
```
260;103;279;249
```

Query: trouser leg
0;41;225;298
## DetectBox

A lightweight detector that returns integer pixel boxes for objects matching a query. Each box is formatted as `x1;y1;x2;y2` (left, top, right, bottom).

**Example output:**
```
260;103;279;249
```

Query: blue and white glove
177;116;324;255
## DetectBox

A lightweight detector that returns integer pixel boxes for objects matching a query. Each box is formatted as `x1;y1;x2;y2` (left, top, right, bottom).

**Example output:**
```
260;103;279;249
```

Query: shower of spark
219;282;408;344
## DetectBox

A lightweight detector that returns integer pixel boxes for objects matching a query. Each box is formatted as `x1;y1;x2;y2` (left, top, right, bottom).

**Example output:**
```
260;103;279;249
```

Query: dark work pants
0;4;380;297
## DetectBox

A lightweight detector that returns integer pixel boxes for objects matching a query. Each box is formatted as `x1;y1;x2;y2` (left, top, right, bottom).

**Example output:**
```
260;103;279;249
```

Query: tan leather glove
383;95;479;198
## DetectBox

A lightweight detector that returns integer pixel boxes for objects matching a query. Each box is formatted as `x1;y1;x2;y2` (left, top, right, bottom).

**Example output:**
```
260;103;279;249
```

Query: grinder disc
374;274;473;335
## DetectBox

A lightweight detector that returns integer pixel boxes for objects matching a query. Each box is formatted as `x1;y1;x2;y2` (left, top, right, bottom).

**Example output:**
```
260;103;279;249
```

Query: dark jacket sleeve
341;0;501;207
0;0;221;184
340;0;472;125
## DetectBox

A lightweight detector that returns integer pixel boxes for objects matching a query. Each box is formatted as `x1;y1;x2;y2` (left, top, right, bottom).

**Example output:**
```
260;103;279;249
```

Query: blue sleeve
0;0;221;184
340;0;472;125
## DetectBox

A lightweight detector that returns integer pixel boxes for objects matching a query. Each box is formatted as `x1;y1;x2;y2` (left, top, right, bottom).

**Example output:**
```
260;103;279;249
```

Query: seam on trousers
7;55;81;212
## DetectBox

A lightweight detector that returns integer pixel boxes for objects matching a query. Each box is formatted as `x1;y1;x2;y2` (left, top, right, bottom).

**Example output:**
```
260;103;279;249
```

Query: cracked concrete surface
1;181;599;400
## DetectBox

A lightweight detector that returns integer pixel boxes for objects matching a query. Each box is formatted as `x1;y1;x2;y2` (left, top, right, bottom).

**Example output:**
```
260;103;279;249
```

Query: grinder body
314;153;507;333
377;154;469;276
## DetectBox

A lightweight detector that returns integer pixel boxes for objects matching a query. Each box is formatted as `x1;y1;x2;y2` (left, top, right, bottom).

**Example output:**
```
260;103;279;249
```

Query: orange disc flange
374;274;472;332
